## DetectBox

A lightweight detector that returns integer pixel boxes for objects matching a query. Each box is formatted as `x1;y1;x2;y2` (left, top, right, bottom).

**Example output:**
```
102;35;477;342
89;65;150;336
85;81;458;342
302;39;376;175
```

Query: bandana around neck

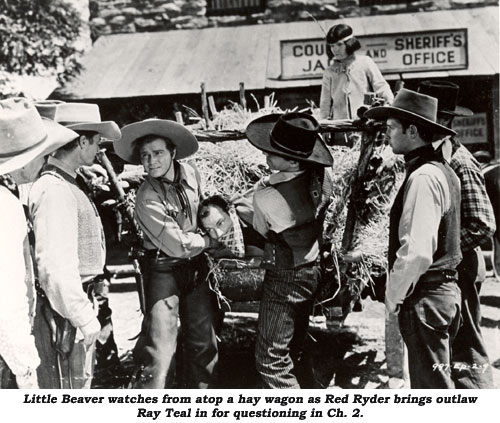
219;207;245;258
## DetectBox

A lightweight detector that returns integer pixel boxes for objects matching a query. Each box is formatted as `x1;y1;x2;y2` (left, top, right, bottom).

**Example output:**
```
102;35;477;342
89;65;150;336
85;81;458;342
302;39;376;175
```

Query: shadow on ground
92;314;387;389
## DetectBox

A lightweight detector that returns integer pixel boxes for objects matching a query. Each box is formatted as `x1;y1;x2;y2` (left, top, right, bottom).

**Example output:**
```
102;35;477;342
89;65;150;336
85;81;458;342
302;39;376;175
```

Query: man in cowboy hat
28;101;121;388
113;119;219;389
418;80;496;388
365;89;462;388
245;112;334;388
0;98;77;389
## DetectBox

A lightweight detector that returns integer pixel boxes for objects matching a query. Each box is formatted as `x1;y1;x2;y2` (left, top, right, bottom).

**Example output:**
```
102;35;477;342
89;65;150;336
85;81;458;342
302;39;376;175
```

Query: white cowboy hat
114;119;198;164
34;100;121;140
0;98;78;175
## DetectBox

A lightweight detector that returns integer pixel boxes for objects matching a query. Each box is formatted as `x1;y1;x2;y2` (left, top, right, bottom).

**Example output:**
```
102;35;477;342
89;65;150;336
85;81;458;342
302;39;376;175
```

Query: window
207;0;267;17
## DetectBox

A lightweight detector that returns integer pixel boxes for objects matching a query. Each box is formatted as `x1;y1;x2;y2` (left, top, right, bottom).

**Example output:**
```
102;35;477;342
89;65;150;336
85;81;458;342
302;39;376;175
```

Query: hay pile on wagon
185;101;405;320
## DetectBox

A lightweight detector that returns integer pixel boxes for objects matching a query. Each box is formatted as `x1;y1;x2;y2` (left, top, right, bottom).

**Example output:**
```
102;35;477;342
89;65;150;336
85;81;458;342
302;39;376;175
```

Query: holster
40;298;77;359
37;290;77;359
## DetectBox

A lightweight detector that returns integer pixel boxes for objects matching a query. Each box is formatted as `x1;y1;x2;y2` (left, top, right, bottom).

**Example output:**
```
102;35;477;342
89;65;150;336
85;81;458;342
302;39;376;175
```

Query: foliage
0;0;83;84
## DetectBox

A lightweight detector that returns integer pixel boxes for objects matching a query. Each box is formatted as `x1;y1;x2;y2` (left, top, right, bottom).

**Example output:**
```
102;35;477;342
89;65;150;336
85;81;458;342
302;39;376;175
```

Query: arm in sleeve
385;172;446;313
454;163;496;252
366;57;394;104
319;71;333;119
0;195;40;376
29;183;96;329
252;190;270;238
135;194;209;258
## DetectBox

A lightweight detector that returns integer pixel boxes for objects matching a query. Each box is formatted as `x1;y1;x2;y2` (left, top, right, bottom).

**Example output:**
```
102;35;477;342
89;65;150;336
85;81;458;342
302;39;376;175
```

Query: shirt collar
47;156;78;179
268;170;305;186
150;162;197;190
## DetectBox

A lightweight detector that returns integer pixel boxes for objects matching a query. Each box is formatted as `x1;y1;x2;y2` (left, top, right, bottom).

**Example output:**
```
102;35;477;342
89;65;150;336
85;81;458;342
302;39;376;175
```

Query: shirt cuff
385;297;400;315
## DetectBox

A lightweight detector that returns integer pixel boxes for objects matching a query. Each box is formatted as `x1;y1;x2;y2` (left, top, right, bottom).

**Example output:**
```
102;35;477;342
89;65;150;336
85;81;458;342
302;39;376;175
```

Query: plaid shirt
450;140;496;252
219;207;245;258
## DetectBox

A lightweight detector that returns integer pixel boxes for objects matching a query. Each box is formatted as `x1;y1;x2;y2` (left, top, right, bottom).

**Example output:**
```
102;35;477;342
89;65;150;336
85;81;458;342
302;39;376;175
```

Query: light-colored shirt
135;162;208;258
252;171;305;237
385;163;453;314
29;157;103;329
0;186;40;377
319;54;393;120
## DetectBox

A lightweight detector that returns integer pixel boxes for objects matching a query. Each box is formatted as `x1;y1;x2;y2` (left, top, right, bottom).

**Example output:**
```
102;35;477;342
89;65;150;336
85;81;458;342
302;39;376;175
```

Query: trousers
33;292;96;389
399;279;461;389
255;265;320;389
131;254;218;389
451;248;493;388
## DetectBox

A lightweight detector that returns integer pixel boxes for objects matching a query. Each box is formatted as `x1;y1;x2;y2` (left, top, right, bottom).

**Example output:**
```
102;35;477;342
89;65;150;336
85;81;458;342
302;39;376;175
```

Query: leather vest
388;146;461;275
262;169;332;270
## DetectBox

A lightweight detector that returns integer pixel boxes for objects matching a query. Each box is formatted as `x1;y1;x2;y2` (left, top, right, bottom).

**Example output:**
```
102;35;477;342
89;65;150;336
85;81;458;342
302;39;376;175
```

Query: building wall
88;0;498;38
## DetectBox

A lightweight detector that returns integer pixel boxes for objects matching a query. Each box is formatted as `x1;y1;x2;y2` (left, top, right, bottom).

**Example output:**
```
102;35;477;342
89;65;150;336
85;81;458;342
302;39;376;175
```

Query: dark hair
397;118;435;143
57;130;98;152
198;194;231;230
326;24;361;60
133;134;176;162
199;195;230;217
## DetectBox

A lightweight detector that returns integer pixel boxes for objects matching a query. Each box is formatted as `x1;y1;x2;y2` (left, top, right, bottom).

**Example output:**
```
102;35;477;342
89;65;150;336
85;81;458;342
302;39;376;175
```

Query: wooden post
264;95;270;109
208;96;217;116
200;82;211;128
174;111;184;125
341;128;378;252
239;82;247;110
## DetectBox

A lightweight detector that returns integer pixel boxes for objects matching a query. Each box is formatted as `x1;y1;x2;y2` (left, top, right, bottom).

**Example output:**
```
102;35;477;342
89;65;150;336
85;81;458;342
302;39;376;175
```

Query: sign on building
452;112;488;145
280;29;468;80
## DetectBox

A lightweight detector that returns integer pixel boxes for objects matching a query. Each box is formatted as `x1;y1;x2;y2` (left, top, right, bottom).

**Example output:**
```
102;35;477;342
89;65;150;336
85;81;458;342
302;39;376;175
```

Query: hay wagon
97;116;401;327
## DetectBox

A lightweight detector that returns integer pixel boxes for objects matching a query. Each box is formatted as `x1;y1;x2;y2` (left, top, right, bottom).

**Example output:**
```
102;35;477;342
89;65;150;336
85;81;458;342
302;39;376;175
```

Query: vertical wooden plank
239;82;247;110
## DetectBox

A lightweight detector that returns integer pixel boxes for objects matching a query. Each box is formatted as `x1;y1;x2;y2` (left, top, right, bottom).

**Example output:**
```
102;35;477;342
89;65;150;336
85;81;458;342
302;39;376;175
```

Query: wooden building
58;6;499;156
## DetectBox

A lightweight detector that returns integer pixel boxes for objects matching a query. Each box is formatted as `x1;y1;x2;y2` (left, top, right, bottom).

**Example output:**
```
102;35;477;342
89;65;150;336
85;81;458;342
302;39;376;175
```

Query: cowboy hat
417;80;473;117
245;112;333;167
34;100;121;140
364;89;456;136
113;119;198;164
0;98;78;175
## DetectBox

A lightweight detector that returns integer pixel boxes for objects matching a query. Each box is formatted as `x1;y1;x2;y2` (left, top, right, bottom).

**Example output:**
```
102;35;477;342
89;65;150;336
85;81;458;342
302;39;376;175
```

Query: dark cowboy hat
245;112;333;167
364;88;456;136
417;80;473;117
114;119;198;164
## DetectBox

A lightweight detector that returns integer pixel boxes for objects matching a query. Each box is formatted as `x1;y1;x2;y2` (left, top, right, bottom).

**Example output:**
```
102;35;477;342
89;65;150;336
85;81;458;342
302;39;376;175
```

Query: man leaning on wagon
29;101;121;388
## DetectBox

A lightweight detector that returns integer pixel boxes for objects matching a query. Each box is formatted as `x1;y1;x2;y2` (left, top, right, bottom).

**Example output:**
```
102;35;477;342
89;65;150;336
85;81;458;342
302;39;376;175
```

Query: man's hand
79;318;101;347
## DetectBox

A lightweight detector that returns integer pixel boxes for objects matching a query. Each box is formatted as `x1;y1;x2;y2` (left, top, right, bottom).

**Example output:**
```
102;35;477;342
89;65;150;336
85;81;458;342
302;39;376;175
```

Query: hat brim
246;115;333;167
364;106;456;136
113;119;199;165
439;105;473;117
66;121;121;141
0;119;78;175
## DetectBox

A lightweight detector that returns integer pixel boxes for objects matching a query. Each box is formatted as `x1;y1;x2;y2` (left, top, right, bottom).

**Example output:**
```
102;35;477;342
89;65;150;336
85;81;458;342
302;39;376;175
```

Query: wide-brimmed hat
364;88;456;136
417;80;473;117
0;98;78;175
35;100;121;140
114;119;199;164
245;112;333;167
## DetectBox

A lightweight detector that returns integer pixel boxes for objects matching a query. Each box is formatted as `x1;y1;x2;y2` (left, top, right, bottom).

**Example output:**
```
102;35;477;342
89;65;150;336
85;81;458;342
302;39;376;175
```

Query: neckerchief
158;161;193;225
218;207;245;258
0;173;19;198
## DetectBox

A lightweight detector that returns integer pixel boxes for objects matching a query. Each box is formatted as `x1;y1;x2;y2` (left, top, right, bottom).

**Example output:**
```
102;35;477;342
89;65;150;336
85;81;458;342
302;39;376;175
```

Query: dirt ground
95;273;500;389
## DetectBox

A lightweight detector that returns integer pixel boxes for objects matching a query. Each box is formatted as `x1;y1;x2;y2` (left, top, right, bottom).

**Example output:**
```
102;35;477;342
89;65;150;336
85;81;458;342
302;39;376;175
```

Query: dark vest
388;146;461;275
262;169;332;270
